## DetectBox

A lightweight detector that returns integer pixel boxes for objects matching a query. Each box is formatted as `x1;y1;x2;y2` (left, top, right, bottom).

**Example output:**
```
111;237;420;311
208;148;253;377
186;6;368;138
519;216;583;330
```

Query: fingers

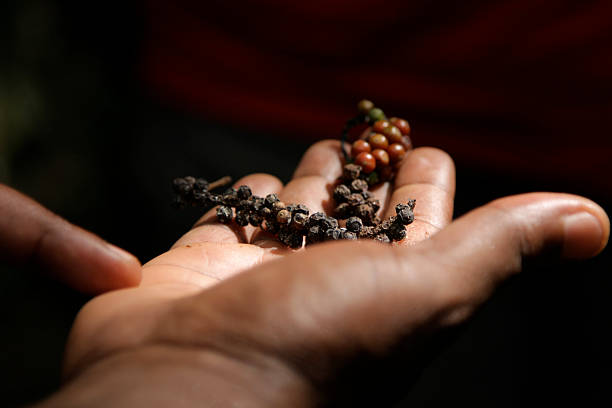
385;147;455;244
280;140;344;214
172;174;283;247
0;184;141;294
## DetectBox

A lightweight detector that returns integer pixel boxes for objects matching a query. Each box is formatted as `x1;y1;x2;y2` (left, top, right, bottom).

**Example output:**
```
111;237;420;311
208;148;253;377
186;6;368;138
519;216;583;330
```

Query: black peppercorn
325;228;342;241
172;178;188;194
350;179;368;193
216;206;233;224
272;201;286;213
333;184;351;202
195;178;209;191
335;202;352;219
237;185;252;200
277;209;291;224
356;204;375;223
307;212;327;228
343;164;362;181
261;207;272;219
293;213;308;229
293;204;310;215
249;213;263;227
287;233;304;249
347;193;365;206
238;199;251;210
252;198;264;212
265;193;280;208
209;194;222;205
307;225;324;242
278;228;291;244
387;223;407;241
369;199;381;213
320;216;339;231
346;216;363;233
342;230;357;240
235;211;249;226
395;203;415;225
223;188;239;206
263;220;279;234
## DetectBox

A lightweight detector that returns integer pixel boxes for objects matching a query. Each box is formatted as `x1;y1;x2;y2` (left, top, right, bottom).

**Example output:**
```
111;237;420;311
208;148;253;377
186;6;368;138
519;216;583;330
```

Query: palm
63;141;455;378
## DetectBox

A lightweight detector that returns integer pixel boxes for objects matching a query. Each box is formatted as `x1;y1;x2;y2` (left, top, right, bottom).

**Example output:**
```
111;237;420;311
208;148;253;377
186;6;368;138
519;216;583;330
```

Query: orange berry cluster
348;100;413;183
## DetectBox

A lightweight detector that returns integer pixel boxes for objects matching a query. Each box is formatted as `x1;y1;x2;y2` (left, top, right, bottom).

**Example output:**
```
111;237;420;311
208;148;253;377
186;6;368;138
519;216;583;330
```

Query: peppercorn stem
209;176;233;191
341;114;365;162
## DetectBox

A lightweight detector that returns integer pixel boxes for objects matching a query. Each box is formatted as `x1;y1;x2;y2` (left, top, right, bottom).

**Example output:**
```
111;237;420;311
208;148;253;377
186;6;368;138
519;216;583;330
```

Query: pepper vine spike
171;99;416;248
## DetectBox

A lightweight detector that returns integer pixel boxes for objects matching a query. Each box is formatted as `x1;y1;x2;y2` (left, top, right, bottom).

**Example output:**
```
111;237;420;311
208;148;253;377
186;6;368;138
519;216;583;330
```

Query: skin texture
9;141;608;407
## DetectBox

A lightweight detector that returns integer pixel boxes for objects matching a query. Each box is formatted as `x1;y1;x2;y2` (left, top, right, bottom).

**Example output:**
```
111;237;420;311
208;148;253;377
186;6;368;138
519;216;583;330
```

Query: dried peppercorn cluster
332;163;415;243
172;99;416;248
172;165;415;248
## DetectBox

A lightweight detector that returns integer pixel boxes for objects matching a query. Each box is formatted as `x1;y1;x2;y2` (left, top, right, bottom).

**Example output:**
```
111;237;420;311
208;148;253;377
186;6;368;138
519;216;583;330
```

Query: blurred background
0;0;610;406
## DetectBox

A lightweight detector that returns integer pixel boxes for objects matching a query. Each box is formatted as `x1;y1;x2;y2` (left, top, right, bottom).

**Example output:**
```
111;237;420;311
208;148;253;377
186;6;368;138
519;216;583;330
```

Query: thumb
417;192;609;325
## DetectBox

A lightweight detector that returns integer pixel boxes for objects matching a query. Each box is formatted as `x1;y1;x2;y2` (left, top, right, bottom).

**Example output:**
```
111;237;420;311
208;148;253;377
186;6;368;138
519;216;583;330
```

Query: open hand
46;141;607;407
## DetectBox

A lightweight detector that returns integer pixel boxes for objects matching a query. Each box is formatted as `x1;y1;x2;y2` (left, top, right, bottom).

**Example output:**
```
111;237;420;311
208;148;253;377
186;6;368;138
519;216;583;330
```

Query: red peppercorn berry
354;152;376;173
371;148;390;167
390;117;411;136
351;139;371;156
382;125;403;144
387;143;406;163
367;133;389;150
372;120;390;133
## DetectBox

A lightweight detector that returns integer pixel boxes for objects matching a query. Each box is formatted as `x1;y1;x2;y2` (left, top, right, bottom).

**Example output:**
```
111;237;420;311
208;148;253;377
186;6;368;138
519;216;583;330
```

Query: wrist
35;344;314;408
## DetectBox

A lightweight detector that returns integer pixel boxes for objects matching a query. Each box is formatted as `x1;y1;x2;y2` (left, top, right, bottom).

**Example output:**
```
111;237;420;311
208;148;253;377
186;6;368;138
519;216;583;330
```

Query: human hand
46;141;608;407
0;184;141;294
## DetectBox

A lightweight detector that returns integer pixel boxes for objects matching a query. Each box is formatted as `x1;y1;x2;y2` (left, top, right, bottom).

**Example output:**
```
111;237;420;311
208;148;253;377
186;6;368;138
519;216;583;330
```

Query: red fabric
142;0;612;194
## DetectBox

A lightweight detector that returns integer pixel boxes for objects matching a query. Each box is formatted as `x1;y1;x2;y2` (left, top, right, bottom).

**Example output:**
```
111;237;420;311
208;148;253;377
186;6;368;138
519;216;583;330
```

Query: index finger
0;184;141;294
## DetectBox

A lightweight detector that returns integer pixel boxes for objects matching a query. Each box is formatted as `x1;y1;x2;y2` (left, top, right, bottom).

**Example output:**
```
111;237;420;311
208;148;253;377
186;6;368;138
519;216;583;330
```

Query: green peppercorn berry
357;99;375;114
366;171;379;185
368;108;385;123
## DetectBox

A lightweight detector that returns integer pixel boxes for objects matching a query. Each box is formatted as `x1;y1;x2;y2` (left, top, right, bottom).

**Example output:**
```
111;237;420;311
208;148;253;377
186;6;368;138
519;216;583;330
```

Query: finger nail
105;242;141;265
562;212;607;258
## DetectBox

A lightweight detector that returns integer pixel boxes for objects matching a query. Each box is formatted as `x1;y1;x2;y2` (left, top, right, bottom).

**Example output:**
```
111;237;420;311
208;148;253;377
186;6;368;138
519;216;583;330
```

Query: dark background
0;1;610;407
